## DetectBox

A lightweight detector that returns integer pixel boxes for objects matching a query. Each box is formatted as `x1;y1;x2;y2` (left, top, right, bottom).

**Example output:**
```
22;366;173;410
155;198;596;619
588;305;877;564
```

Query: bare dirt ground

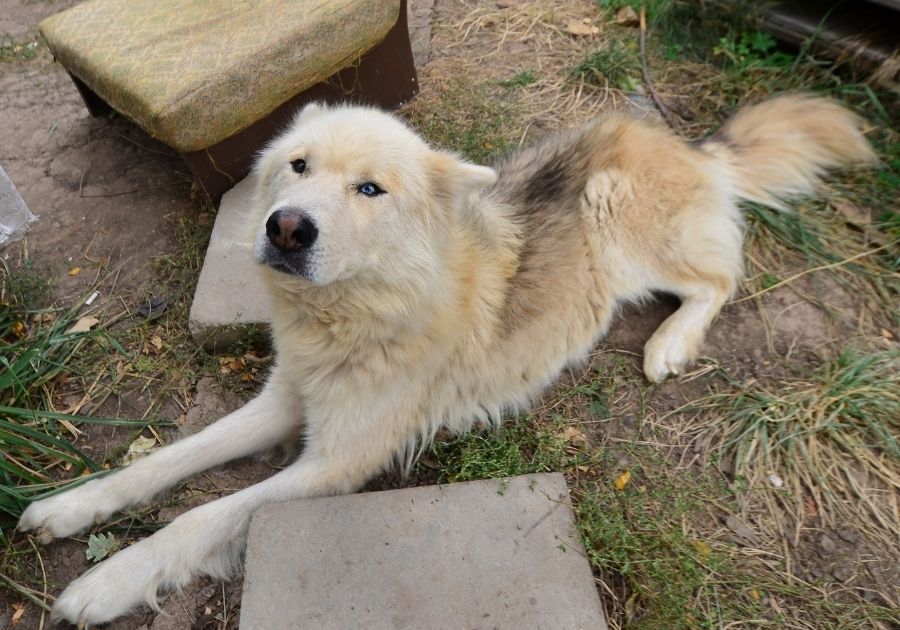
1;0;897;628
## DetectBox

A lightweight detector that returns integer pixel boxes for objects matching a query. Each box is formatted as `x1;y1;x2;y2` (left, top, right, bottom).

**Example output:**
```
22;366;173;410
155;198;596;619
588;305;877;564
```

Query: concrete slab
188;174;270;350
408;0;435;70
0;163;37;249
240;474;606;630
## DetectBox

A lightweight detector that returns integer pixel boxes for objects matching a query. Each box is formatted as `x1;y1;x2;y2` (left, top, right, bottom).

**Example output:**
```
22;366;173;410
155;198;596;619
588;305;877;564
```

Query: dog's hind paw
643;333;698;383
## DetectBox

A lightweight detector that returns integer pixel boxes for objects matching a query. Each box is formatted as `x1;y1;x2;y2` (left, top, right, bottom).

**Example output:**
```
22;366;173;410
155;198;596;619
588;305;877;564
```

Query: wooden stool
40;0;418;204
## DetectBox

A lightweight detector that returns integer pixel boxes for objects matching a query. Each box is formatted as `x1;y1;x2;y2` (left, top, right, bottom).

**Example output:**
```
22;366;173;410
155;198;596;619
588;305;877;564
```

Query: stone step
189;175;270;350
240;473;607;630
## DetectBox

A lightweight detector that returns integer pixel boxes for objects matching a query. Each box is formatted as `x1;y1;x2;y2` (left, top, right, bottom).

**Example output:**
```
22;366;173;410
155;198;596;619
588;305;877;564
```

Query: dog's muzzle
255;209;318;277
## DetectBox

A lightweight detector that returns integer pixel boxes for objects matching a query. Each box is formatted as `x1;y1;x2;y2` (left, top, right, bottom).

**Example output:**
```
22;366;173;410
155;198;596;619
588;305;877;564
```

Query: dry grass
682;352;899;546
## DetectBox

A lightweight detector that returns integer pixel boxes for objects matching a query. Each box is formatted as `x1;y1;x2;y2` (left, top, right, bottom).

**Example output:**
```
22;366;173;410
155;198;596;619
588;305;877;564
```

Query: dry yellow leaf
66;316;100;334
11;602;25;625
68;266;82;276
557;426;588;444
616;5;640;26
565;20;598;36
12;320;26;338
122;435;157;465
614;470;631;491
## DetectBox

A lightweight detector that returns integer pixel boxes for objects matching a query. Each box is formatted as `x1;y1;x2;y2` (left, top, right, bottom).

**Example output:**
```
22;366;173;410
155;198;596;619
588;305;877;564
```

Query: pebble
832;565;852;582
819;534;837;554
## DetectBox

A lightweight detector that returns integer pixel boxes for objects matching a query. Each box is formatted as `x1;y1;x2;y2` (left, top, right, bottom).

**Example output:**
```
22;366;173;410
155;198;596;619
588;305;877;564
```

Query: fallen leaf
122;434;157;465
557;426;588;445
150;335;163;352
85;532;119;563
614;470;631;491
419;456;440;470
615;5;640;26
68;266;82;276
767;473;784;488
66;316;100;334
804;495;818;518
137;295;168;319
831;200;889;244
241;372;255;382
58;418;82;438
832;199;870;228
11;602;25;625
32;312;57;324
11;320;26;338
243;351;269;364
881;328;894;340
725;514;759;545
566;20;599;36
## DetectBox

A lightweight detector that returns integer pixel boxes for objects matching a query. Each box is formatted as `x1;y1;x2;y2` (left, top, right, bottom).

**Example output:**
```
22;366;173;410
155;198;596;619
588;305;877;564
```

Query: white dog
19;96;873;626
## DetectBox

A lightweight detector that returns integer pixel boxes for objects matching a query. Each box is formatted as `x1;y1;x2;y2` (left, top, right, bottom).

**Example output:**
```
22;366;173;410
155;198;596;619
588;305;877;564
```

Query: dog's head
252;103;497;286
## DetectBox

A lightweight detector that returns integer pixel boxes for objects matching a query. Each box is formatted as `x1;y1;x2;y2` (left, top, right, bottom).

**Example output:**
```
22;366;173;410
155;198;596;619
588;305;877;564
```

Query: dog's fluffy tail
701;94;877;210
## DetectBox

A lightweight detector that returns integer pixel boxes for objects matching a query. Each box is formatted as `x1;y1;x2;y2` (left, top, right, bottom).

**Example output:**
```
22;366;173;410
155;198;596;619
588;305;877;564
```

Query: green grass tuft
498;70;538;89
0;264;161;526
693;350;900;542
571;41;641;91
428;418;575;482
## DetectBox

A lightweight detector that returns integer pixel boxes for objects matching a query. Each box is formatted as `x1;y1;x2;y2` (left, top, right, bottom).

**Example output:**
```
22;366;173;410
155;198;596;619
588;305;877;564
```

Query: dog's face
252;103;497;286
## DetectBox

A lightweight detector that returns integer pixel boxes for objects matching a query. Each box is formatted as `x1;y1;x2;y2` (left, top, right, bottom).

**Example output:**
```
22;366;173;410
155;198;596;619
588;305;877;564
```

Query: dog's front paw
643;332;699;383
18;479;118;543
52;540;161;626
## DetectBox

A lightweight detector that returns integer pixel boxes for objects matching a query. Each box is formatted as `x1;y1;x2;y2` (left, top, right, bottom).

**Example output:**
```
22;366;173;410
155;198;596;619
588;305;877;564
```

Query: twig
730;243;892;304
639;6;679;131
0;572;53;613
28;538;49;630
79;180;185;198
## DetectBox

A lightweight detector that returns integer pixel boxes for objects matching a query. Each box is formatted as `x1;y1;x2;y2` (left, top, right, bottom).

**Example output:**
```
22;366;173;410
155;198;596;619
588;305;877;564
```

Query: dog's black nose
266;210;318;252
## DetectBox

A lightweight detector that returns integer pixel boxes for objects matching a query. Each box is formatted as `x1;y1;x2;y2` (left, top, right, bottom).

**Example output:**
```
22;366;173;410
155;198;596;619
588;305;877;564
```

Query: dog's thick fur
20;95;874;626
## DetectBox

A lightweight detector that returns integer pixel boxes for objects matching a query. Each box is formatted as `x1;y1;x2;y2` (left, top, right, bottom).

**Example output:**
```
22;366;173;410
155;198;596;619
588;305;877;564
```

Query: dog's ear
295;101;326;122
253;143;282;201
427;151;497;206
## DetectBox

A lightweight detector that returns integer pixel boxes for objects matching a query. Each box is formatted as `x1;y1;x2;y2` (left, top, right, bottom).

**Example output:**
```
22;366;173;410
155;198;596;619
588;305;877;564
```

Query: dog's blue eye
358;182;384;197
290;159;306;174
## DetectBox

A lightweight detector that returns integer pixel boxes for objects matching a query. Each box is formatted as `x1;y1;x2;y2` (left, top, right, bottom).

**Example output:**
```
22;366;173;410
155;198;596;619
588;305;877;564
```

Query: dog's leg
48;415;398;627
19;366;302;542
643;278;734;382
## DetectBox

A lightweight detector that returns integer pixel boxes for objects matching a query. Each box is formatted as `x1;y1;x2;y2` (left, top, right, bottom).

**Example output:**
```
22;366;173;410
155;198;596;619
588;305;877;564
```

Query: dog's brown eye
290;159;306;174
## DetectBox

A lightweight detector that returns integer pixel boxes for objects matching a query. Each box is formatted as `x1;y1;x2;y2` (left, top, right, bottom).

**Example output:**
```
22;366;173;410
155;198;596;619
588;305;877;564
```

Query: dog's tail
700;94;877;210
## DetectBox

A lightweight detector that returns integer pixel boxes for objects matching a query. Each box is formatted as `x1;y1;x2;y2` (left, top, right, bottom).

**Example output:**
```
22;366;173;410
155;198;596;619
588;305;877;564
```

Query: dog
19;94;874;625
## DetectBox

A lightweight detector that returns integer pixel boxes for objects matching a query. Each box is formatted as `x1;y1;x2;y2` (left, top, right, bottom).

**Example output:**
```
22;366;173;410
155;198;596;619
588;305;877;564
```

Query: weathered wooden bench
40;0;418;204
